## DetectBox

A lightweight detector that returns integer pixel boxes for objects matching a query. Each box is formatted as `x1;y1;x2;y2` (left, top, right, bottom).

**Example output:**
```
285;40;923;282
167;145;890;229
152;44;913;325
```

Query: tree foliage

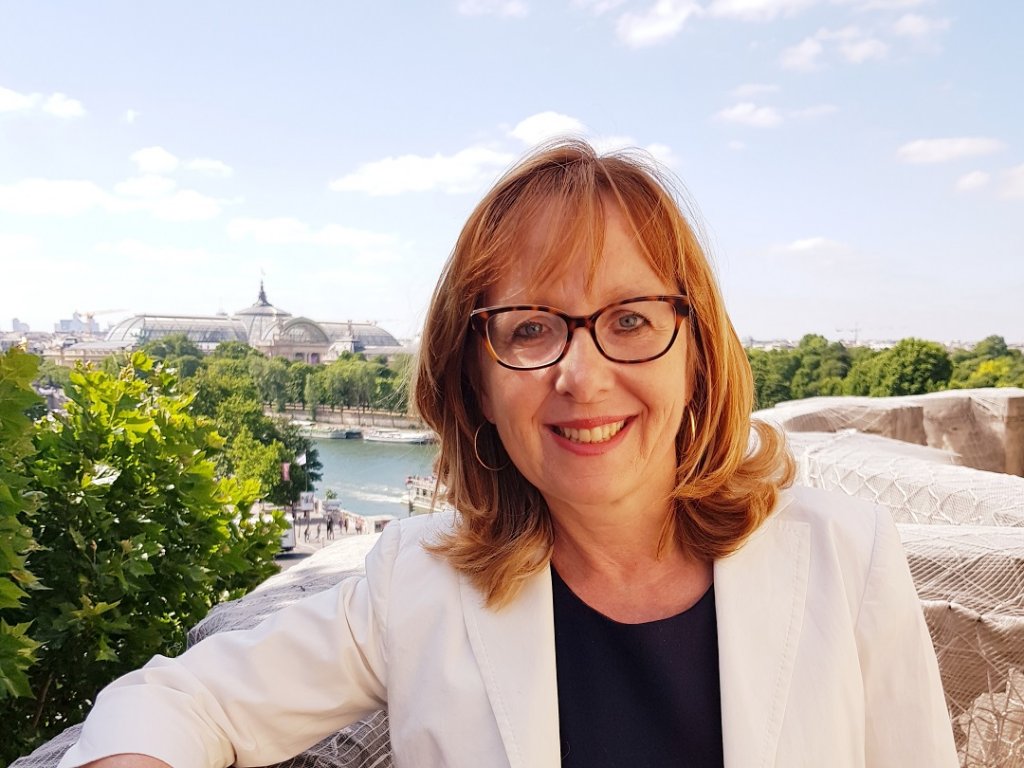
0;349;43;704
844;338;952;396
0;353;286;763
747;335;1022;409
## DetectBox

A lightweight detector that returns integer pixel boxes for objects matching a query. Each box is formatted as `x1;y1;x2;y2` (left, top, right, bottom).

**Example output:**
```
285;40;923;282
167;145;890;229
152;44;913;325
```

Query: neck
548;492;682;581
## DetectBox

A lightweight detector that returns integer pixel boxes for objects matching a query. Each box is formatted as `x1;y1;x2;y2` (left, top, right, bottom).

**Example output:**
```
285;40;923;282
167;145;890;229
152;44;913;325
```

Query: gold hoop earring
473;423;509;472
686;407;697;444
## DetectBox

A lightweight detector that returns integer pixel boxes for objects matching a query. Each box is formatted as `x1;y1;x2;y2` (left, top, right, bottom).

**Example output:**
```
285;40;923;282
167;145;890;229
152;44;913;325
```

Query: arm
855;507;959;767
58;523;402;768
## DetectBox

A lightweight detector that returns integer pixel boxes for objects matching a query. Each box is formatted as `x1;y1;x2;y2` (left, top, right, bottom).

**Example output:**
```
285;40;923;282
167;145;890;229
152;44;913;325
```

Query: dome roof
234;282;292;318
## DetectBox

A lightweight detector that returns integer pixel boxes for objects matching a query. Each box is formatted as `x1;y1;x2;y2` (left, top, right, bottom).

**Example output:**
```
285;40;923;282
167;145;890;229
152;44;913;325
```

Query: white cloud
853;0;927;9
0;86;85;118
773;237;855;267
783;26;891;71
42;93;85;119
780;37;824;71
777;237;850;253
707;0;818;22
728;140;746;151
999;164;1024;200
838;37;888;63
0;179;114;216
892;13;950;38
114;175;178;198
510;112;587;145
148;190;223;222
329;146;515;195
0;175;223;221
457;0;528;17
0;233;40;256
227;217;398;251
897;138;1005;164
123;109;140;124
616;0;701;47
715;102;783;127
572;0;626;14
131;146;180;174
186;158;234;177
733;82;780;98
790;103;838;118
955;171;990;192
94;240;215;267
643;142;678;166
0;85;40;112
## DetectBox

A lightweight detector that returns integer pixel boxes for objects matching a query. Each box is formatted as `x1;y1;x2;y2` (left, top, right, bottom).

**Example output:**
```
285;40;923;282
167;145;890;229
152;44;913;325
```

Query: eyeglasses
470;295;690;371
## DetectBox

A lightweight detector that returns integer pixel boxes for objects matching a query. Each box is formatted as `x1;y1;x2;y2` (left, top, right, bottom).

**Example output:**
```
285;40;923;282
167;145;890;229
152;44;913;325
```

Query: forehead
482;193;677;307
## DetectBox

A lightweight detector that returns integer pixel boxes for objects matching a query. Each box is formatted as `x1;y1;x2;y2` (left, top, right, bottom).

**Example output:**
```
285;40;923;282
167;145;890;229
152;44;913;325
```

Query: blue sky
1;0;1020;345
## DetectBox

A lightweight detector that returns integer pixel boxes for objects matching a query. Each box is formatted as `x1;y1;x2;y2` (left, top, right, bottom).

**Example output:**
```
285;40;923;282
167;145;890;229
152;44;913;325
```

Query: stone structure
757;388;1024;477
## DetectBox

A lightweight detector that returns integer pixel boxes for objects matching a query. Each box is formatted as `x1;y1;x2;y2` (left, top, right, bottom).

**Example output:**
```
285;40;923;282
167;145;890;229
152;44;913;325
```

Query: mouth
551;419;628;445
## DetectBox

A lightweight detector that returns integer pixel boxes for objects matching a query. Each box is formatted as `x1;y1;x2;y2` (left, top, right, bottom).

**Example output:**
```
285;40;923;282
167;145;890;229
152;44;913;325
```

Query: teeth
556;420;626;444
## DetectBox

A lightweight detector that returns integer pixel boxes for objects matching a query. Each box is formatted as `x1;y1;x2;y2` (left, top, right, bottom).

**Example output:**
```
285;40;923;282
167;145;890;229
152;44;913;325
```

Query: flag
296;452;307;467
281;462;290;482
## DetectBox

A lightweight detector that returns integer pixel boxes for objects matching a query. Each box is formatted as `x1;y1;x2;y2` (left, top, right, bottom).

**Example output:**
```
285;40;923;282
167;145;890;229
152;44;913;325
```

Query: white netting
13;388;1024;767
763;388;1024;766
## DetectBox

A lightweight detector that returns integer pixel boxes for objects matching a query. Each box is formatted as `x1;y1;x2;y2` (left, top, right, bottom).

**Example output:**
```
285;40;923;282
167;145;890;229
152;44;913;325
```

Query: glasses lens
486;310;567;369
595;300;679;362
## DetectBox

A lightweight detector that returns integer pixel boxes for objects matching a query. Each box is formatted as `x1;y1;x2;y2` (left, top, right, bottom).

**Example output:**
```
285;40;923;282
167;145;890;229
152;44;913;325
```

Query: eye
512;320;549;340
608;309;651;333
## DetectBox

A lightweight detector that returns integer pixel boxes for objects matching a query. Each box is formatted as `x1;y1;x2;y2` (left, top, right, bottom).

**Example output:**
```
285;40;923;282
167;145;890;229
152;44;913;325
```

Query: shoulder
761;485;900;608
365;512;459;583
769;484;883;554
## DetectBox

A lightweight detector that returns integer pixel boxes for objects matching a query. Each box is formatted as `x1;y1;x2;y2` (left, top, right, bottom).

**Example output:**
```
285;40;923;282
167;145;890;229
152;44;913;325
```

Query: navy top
552;566;724;768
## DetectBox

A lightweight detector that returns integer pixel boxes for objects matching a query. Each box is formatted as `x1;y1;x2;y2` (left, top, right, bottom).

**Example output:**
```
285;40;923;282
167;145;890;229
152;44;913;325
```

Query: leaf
0;578;28;610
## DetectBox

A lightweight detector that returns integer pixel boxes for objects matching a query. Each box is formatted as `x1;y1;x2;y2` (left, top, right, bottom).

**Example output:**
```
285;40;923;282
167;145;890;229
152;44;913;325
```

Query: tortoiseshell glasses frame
470;294;690;371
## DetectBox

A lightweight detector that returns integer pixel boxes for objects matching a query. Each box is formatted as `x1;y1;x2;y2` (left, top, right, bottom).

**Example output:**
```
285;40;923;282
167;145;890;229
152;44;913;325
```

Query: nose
553;326;613;402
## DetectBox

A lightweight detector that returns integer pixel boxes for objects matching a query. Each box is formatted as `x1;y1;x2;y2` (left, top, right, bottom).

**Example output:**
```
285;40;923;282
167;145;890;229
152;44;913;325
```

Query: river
311;438;437;520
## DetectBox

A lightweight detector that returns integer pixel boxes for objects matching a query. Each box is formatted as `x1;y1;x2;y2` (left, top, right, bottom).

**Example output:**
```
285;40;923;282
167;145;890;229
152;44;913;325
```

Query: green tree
210;341;262;361
747;347;799;409
141;334;203;379
788;334;851;400
1;353;285;761
248;356;290;412
304;370;325;420
287;361;316;407
845;338;952;396
0;350;43;705
34;359;71;390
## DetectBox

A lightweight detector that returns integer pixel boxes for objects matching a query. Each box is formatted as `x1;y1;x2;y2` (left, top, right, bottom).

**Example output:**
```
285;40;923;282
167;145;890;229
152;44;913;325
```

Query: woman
61;140;957;767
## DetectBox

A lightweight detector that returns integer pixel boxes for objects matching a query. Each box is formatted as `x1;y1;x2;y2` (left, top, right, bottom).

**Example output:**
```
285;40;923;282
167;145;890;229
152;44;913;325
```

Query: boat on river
404;475;454;515
292;420;362;440
363;428;436;444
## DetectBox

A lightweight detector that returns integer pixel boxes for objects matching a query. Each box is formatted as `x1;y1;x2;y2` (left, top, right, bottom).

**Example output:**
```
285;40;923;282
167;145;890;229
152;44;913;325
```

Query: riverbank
267;404;427;430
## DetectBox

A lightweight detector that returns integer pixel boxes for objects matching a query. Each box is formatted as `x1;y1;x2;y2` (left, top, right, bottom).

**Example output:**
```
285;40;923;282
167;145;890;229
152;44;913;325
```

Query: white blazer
60;486;958;768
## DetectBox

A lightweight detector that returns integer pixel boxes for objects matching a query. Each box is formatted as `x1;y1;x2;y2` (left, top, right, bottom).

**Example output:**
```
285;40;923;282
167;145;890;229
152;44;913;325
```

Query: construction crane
74;309;127;334
836;324;861;345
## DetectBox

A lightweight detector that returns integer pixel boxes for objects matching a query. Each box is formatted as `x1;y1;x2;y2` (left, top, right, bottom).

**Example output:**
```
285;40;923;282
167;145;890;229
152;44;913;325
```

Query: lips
551;419;627;444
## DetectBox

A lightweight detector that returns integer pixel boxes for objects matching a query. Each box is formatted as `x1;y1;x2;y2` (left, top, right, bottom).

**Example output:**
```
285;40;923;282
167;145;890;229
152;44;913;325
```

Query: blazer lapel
460;564;561;768
714;501;810;768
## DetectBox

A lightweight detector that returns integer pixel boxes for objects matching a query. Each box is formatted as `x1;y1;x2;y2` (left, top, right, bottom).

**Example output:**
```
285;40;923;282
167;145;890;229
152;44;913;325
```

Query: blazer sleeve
57;521;404;768
854;507;959;767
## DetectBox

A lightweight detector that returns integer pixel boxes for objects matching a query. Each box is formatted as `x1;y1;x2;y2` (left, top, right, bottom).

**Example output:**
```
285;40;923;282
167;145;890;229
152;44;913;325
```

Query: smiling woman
58;140;957;768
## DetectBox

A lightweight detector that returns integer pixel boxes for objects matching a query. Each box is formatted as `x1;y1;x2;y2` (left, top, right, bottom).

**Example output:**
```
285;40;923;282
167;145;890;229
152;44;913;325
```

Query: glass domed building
98;283;406;364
